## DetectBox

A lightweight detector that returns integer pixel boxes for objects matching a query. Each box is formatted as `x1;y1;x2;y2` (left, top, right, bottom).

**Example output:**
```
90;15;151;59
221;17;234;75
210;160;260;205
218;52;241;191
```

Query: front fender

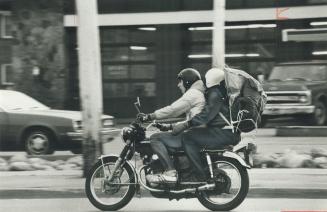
223;151;251;169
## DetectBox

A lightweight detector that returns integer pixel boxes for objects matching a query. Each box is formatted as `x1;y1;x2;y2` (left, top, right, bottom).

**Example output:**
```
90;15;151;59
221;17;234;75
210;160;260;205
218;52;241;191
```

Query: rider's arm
151;89;200;120
189;89;224;127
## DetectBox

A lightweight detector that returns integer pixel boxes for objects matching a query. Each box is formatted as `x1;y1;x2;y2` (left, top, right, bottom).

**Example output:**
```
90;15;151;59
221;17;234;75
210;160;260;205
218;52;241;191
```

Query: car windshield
268;65;327;81
0;91;49;111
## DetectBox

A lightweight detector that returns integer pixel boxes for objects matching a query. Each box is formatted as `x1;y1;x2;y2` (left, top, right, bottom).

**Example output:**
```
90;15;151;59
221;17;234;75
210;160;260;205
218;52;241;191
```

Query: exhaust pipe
138;166;215;194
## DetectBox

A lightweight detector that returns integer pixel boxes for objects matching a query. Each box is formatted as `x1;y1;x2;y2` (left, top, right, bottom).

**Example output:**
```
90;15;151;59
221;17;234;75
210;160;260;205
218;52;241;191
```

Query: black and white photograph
0;0;327;211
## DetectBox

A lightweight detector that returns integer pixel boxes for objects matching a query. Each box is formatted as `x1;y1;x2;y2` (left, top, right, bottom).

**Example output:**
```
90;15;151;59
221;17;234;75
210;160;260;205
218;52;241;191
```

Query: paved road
1;169;327;199
0;197;326;212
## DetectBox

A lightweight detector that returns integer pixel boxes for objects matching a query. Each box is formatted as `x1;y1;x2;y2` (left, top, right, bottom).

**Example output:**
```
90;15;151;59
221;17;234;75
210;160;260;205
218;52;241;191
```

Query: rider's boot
146;169;178;185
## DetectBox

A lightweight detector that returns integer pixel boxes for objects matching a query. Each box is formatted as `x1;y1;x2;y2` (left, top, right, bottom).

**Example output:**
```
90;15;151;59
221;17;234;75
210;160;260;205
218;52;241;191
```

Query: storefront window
103;65;129;79
130;65;156;79
100;26;156;99
103;83;129;98
102;47;129;62
131;82;156;97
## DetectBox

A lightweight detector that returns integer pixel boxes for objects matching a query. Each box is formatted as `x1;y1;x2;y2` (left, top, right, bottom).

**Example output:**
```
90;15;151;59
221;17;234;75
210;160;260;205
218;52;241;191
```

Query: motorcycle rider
172;68;241;181
137;68;205;184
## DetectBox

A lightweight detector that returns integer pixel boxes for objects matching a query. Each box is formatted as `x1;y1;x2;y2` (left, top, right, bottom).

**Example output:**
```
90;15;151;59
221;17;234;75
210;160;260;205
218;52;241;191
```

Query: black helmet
177;68;201;90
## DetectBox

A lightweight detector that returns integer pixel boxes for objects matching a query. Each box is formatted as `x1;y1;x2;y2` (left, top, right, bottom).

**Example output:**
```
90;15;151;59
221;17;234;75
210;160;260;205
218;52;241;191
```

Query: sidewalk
1;168;327;199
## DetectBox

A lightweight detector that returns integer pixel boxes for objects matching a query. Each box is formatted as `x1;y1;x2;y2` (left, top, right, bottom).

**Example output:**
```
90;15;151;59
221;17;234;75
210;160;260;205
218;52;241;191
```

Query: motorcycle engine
148;155;164;174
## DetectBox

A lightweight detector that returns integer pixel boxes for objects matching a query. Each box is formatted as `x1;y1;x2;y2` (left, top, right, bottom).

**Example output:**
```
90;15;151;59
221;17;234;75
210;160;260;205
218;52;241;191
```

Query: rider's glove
137;113;154;122
155;123;172;131
172;121;190;135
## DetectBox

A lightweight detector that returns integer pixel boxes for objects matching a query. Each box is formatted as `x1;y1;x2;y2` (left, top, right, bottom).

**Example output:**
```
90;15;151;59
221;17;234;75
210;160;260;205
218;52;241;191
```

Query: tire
197;157;249;211
308;101;326;126
24;129;55;155
85;156;136;211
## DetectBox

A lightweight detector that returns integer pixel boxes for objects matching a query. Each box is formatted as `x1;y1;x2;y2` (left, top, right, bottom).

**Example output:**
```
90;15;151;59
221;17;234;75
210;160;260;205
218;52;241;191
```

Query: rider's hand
137;113;152;122
172;121;190;135
155;123;172;131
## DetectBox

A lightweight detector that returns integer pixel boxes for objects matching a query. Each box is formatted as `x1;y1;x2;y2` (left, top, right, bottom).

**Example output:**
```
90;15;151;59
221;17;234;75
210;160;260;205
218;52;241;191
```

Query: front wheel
197;157;249;211
85;156;136;211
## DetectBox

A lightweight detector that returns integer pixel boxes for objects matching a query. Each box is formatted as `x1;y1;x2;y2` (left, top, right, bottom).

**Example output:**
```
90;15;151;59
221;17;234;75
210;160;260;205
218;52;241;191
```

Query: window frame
1;64;14;86
1;12;13;39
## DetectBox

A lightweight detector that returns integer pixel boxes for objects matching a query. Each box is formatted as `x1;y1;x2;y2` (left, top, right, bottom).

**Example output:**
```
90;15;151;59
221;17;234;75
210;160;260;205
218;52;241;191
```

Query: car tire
24;129;55;155
308;101;326;126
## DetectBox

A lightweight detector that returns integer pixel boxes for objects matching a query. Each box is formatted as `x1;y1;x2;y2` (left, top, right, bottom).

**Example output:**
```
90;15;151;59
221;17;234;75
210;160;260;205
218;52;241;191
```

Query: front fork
101;140;133;182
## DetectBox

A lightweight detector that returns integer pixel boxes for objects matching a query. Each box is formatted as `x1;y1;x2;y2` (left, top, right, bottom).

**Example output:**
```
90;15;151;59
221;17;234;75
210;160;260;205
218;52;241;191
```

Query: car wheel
24;129;55;155
308;101;326;126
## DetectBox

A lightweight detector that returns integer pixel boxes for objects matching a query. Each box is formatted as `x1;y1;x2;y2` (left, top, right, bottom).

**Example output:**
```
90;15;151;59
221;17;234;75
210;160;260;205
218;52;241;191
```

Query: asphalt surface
1;168;327;199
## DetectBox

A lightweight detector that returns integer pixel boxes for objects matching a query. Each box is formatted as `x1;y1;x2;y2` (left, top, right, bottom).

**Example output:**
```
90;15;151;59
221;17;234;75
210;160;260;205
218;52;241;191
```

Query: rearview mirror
134;97;141;113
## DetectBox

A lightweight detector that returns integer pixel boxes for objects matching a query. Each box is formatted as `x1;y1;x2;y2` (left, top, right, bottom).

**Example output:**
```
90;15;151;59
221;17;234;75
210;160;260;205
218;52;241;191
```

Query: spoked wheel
197;157;249;211
85;156;136;211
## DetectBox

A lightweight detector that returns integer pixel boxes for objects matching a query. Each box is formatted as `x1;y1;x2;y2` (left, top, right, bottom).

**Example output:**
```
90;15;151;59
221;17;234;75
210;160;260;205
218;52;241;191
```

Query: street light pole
212;0;226;69
75;0;103;177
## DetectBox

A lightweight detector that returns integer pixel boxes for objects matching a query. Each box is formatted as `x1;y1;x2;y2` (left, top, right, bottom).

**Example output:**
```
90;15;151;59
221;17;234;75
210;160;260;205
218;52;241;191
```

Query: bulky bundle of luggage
222;67;267;133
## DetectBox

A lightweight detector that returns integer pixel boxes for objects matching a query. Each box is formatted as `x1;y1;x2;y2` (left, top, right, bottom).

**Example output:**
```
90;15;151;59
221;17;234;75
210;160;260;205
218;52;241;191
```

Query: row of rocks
1;148;327;171
0;154;83;171
253;148;327;168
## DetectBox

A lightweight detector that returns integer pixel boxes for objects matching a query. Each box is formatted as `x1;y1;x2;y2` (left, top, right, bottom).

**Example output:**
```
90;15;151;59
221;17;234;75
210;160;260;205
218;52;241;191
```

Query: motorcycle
85;98;255;211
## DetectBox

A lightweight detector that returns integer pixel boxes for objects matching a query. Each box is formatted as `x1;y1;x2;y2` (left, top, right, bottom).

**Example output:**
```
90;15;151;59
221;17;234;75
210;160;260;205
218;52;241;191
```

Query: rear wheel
197;157;249;211
85;156;136;211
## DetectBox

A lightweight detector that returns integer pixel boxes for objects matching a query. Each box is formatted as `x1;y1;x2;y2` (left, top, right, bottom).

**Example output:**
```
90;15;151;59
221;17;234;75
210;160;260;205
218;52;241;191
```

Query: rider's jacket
151;80;205;120
189;81;231;128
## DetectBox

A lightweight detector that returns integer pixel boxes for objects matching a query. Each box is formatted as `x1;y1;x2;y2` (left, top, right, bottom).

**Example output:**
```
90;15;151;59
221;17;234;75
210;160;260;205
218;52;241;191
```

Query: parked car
0;90;116;155
262;61;327;126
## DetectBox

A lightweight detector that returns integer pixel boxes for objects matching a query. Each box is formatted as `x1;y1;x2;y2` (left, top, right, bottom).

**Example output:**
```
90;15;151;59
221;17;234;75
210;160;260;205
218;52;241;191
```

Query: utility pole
75;0;103;177
212;0;226;69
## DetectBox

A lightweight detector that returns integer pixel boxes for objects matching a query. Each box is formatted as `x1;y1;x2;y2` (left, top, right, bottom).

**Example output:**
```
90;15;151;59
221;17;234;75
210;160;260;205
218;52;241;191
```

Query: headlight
299;95;308;103
103;119;114;128
72;120;83;131
121;127;133;142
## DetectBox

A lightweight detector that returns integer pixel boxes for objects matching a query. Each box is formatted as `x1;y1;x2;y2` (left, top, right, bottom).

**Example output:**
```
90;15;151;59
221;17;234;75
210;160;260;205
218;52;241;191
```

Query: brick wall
11;0;66;108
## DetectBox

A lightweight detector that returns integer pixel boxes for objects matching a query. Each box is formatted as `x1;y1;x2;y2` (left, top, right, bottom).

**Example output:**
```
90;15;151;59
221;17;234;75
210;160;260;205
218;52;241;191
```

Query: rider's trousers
181;127;240;179
150;132;182;171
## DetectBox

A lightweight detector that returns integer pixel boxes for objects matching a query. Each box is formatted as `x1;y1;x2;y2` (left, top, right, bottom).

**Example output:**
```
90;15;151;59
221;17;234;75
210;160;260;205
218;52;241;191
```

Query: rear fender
223;151;251;169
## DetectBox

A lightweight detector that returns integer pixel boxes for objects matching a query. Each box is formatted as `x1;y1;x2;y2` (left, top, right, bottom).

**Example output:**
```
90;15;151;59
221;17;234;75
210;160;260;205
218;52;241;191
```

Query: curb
0;154;78;162
276;126;327;137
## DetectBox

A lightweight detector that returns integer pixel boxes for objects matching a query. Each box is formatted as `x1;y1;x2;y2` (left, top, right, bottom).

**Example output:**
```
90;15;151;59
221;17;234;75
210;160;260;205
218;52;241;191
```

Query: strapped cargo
220;66;267;133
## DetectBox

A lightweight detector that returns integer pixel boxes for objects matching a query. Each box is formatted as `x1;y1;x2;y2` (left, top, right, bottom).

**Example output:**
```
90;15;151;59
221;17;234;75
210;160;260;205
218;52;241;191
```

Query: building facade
1;0;327;117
